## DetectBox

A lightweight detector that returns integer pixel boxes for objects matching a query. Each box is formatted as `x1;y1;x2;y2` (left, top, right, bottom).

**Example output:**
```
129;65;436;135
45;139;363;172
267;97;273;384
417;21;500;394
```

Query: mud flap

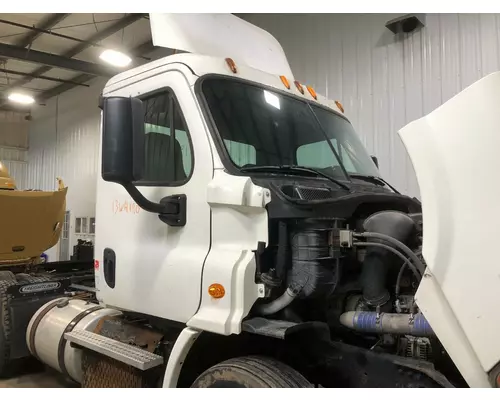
6;278;70;360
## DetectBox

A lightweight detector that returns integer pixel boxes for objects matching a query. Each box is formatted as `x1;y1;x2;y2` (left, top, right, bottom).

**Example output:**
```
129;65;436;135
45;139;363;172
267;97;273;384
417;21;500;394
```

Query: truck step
64;329;163;371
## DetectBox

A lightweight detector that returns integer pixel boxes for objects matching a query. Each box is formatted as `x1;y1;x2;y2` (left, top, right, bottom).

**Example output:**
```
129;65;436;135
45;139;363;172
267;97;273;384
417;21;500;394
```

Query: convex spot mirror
101;96;145;184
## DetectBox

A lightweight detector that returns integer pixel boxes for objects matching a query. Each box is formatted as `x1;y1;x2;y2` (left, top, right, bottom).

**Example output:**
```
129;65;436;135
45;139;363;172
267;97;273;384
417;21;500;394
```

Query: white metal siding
0;110;29;188
27;79;105;260
244;13;500;197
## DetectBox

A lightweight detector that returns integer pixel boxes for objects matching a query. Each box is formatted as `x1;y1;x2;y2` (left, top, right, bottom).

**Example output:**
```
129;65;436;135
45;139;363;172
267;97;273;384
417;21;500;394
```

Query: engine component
26;297;121;383
402;336;432;360
358;211;416;306
287;220;340;299
257;282;302;316
339;311;434;337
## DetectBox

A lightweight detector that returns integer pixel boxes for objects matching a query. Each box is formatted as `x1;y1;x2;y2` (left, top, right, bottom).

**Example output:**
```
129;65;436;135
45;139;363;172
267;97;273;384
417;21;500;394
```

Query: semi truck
20;14;500;388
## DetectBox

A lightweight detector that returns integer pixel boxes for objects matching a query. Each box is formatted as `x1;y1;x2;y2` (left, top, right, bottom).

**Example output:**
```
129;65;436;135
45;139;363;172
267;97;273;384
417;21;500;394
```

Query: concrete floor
0;361;76;388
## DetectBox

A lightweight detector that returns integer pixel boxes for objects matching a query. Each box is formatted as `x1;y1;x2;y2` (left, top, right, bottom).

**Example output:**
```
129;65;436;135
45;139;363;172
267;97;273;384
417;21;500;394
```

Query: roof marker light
294;81;304;94
280;75;290;89
335;100;345;113
306;85;317;100
225;58;237;74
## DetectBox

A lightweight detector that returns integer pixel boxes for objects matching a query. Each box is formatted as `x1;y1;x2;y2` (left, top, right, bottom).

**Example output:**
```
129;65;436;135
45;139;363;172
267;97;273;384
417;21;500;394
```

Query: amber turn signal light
208;283;225;299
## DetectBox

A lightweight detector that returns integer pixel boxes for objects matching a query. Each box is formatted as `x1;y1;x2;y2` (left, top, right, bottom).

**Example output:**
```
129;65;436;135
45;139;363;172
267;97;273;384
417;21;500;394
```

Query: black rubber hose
353;232;426;275
275;221;288;281
353;242;422;283
395;251;422;298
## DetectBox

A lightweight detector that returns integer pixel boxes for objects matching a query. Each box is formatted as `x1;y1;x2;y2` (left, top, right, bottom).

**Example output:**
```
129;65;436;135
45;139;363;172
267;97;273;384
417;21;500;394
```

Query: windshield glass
202;77;380;180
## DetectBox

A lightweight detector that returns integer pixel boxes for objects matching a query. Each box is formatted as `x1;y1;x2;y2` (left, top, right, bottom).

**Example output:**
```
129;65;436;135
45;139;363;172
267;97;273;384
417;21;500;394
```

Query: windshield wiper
349;173;400;194
240;165;351;191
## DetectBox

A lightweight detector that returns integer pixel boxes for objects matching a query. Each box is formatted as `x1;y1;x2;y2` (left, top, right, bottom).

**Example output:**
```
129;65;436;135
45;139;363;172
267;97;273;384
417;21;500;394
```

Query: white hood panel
399;72;500;383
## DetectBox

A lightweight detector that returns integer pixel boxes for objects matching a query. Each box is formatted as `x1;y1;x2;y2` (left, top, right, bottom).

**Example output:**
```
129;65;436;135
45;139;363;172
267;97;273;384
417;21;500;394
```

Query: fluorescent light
264;90;280;110
8;93;35;105
99;49;132;67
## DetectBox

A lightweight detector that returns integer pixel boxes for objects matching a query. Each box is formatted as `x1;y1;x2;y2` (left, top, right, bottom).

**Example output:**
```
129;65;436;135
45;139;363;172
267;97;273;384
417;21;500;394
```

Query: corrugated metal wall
27;79;105;260
244;13;500;197
0;110;29;188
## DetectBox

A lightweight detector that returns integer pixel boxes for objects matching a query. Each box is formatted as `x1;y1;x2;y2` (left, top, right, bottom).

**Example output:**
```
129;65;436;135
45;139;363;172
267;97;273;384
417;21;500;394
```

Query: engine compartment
251;177;465;386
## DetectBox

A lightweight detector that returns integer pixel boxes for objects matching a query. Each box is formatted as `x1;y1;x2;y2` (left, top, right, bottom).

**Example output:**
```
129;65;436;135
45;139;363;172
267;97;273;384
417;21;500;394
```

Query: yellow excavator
0;162;67;271
0;162;94;376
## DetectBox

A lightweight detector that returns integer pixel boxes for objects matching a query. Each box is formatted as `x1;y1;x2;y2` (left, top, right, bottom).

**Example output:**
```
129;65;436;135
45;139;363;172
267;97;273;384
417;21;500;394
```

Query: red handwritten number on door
112;200;141;215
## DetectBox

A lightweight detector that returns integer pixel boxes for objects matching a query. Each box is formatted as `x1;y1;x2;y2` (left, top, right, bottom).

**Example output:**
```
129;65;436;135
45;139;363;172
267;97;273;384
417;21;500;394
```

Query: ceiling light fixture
8;92;35;105
99;49;132;67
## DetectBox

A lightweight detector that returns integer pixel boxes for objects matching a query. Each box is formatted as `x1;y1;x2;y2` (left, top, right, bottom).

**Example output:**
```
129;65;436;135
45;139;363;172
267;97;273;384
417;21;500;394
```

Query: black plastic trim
103;248;116;289
158;194;187;227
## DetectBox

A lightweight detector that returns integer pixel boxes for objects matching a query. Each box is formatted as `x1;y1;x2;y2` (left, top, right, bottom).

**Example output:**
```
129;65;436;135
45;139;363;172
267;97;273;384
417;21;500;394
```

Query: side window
223;139;256;167
140;90;193;184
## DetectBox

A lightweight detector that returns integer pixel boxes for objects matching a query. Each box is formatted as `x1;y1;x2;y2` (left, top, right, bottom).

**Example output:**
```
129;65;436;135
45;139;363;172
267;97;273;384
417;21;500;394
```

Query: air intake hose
340;311;434;337
360;211;415;306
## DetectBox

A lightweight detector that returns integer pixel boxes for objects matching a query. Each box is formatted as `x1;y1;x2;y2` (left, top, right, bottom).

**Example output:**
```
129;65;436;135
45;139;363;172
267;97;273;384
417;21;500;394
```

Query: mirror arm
122;183;175;215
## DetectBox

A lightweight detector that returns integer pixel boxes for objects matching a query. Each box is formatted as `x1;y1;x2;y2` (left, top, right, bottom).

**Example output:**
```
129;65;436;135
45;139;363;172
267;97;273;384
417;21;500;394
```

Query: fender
162;327;201;388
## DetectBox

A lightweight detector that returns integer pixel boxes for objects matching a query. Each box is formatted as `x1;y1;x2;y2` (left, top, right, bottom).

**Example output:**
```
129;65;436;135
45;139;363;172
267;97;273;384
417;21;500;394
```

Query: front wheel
190;356;312;388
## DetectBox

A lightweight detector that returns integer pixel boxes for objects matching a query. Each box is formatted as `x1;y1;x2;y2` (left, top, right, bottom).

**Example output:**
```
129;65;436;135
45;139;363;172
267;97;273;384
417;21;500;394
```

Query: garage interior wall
0;111;29;189
25;13;500;259
27;78;106;261
244;13;500;197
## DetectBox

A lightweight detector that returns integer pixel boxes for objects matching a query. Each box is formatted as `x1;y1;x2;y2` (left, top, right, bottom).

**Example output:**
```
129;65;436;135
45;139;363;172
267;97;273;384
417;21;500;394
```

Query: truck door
95;67;213;324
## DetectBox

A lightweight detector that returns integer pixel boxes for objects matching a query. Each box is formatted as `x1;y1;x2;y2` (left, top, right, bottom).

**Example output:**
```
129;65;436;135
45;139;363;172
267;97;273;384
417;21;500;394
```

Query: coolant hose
257;283;302;316
340;311;434;337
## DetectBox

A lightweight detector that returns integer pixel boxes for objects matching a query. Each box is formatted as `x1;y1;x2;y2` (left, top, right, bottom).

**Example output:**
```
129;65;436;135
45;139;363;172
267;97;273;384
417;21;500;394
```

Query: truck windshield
202;77;380;181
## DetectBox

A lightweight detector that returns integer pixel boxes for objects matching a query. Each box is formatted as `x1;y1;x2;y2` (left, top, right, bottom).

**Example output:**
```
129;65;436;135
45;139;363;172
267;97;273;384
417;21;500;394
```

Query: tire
0;279;17;377
15;273;50;284
0;271;15;281
190;356;312;388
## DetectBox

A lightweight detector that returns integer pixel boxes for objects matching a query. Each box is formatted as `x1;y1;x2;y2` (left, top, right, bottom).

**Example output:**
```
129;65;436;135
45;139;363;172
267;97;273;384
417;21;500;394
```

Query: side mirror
371;156;379;169
102;96;145;184
100;96;186;227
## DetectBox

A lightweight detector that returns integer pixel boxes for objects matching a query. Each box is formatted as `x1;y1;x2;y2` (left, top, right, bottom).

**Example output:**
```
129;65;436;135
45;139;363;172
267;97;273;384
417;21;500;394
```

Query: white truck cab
25;14;500;388
96;52;352;335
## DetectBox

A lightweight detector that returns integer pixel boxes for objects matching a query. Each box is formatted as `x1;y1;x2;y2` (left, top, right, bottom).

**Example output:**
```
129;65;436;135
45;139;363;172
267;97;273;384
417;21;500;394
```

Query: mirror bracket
122;184;187;227
158;195;187;227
